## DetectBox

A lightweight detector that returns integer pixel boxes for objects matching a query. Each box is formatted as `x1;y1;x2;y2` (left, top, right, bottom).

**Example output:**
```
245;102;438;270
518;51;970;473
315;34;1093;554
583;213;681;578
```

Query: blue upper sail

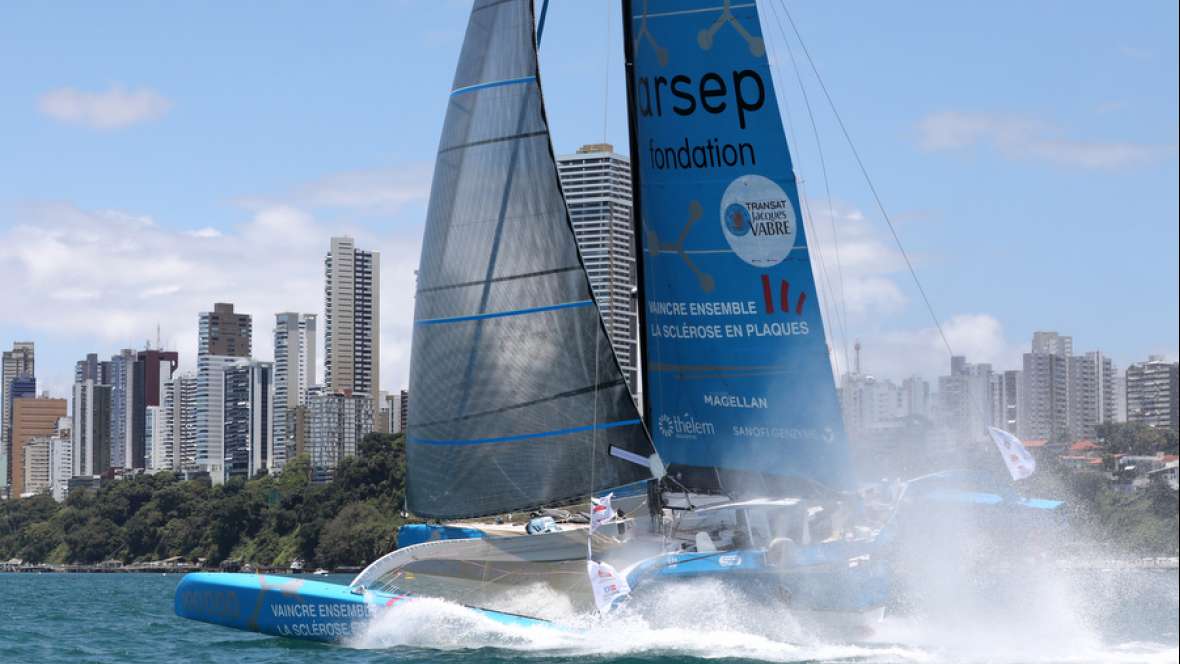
627;0;853;492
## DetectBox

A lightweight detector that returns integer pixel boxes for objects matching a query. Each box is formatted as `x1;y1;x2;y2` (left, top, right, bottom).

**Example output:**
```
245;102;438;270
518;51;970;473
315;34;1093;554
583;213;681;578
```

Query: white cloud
38;85;172;130
915;111;1175;169
236;164;434;216
855;314;1023;382
0;187;426;399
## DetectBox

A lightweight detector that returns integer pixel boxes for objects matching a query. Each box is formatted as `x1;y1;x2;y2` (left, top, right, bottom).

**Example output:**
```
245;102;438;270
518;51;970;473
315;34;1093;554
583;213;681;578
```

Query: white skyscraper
167;372;197;469
325;237;381;416
274;312;316;470
556;144;639;397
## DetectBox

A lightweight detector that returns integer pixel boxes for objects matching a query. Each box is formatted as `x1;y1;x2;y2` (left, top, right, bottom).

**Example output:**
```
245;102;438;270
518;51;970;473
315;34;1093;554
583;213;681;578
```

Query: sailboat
174;0;899;641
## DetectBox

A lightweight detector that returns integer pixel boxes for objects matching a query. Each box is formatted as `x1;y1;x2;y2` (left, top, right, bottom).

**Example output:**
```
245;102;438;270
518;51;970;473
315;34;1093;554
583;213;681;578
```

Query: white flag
586;560;630;613
589;493;615;533
987;426;1036;481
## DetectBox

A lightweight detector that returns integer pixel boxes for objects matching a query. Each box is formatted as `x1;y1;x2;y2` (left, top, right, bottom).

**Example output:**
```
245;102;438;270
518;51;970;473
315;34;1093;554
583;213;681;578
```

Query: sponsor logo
704;393;768;409
720;175;796;267
718;554;742;567
657;412;716;439
731;425;837;443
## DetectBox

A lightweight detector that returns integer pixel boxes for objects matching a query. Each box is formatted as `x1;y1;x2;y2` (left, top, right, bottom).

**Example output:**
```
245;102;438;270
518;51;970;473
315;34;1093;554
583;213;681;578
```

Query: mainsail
624;0;854;494
407;0;655;519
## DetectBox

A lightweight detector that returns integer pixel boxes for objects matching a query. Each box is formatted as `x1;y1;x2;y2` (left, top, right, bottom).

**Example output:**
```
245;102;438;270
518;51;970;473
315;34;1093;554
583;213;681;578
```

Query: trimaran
175;0;1063;643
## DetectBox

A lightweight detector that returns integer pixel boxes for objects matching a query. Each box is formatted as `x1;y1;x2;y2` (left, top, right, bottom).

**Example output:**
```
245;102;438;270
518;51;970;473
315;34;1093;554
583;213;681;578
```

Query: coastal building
305;387;373;482
937;356;992;444
165;373;197;470
10;396;67;497
222;359;274;479
131;349;179;470
273;313;316;471
1069;351;1116;439
108;348;136;468
2;341;35;494
1021;347;1069;441
325;237;381;416
74;353;112;385
556;144;639;397
1125;356;1179;431
993;369;1022;435
144;405;169;472
196;303;252;483
72;380;113;477
28;417;72;501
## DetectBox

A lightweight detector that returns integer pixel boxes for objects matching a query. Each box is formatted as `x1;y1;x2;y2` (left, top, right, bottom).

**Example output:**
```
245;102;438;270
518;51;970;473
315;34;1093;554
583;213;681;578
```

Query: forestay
407;0;655;519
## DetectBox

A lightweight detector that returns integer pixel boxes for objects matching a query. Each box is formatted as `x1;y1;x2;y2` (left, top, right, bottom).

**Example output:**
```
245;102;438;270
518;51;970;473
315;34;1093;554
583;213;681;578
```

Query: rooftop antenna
156;323;161;350
854;339;862;375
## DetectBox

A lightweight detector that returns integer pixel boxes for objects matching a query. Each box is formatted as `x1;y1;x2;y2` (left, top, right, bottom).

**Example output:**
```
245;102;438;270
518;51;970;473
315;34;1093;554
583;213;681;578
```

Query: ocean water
0;570;1176;664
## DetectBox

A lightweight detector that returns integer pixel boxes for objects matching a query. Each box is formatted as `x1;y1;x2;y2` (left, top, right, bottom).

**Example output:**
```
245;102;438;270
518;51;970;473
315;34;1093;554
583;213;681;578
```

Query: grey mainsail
406;0;654;519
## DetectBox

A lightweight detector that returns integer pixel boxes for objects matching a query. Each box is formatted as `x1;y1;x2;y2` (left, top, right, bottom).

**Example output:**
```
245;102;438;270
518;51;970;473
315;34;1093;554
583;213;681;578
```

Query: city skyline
1;2;1177;401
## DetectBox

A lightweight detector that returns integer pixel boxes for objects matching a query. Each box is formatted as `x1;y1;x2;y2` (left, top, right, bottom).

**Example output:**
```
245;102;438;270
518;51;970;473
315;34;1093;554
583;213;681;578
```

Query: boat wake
348;576;1177;663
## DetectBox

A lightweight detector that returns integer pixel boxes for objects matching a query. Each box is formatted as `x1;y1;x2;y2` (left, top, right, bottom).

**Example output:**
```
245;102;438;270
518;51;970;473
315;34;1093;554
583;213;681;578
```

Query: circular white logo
719;175;796;267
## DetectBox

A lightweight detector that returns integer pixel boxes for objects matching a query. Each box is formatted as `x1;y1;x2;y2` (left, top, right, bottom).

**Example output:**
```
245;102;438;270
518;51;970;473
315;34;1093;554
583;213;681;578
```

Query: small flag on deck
987;426;1036;481
586;559;630;613
589;493;615;533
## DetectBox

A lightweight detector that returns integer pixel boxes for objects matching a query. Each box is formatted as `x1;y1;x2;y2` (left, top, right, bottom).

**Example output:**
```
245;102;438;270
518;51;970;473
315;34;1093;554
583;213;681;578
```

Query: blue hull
626;547;889;614
174;572;552;643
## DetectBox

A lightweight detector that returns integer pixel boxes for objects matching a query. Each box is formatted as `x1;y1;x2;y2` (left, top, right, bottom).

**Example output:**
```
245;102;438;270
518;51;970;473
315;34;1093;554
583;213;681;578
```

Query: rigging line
761;3;846;377
536;0;551;47
775;0;955;359
766;0;851;375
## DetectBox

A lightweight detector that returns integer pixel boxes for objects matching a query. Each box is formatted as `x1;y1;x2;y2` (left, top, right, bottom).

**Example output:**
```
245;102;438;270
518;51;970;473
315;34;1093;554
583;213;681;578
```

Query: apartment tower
325;237;380;414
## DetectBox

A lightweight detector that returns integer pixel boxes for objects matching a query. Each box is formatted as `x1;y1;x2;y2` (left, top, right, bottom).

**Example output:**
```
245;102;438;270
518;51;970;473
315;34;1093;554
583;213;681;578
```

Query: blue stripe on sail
411;419;642;446
416;299;593;326
450;75;536;97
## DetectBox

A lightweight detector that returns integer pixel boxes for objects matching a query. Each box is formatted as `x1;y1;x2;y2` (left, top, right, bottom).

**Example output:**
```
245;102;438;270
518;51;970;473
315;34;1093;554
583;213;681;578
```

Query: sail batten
407;0;654;519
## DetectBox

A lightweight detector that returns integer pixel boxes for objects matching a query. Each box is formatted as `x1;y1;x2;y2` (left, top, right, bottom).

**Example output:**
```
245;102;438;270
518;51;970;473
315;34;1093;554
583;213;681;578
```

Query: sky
2;0;1177;400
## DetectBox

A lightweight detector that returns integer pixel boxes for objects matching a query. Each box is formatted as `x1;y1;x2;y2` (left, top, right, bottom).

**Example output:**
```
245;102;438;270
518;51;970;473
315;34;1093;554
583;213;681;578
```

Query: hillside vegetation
0;434;407;567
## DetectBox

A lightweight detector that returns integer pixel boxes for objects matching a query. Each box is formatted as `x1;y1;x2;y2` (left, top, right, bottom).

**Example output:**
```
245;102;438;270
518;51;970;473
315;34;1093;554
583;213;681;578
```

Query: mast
620;0;651;430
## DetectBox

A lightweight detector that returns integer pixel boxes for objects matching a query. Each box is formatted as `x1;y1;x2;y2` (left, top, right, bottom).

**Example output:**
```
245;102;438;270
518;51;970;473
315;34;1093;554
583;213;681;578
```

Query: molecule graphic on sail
698;0;765;56
632;0;669;66
645;199;716;293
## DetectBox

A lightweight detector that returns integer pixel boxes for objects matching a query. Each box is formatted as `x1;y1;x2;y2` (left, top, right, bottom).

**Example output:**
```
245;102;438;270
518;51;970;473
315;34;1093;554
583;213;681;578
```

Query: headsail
407;0;655;519
624;0;853;494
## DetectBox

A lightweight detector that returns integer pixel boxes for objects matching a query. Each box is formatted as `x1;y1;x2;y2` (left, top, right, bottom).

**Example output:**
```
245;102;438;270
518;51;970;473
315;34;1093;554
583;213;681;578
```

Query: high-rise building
1031;331;1073;357
72;380;113;477
937;356;993;444
223;359;274;480
1069;351;1116;439
144;405;169;473
556;144;639;397
305;386;374;482
325;237;380;414
74;353;112;385
196;303;252;483
22;436;51;497
10;396;67;497
165;373;197;470
2;341;35;493
200;303;253;357
132;349;179;470
1021;350;1069;441
397;389;408;434
273;313;316;471
993;369;1022;435
22;417;71;500
1126;356;1179;431
108;348;136;468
